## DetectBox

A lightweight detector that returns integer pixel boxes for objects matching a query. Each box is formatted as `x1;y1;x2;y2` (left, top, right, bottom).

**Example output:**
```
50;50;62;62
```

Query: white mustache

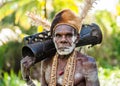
58;47;69;49
53;35;77;55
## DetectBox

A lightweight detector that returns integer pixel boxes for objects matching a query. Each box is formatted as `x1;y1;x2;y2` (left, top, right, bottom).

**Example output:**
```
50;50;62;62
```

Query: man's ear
75;34;79;44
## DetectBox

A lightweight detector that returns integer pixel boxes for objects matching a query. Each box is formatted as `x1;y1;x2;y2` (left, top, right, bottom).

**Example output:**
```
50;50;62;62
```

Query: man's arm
21;56;36;86
83;57;100;86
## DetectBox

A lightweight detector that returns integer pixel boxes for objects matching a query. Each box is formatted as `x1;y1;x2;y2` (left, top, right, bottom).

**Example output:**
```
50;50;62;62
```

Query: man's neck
58;55;69;59
58;52;73;59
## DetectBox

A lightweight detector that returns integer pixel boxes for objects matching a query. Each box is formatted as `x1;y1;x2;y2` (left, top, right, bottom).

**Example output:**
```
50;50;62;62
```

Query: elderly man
21;9;100;86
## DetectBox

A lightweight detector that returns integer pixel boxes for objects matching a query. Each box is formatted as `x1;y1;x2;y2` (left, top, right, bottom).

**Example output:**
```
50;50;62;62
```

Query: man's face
53;24;78;55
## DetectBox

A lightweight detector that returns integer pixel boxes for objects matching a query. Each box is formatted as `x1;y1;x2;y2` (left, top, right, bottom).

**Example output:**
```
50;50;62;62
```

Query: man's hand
21;56;35;81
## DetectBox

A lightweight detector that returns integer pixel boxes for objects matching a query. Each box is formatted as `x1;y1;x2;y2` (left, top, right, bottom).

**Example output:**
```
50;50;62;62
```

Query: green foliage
0;41;23;73
0;70;25;86
0;70;41;86
111;29;120;58
0;68;120;86
0;0;81;73
0;45;7;69
99;67;120;86
86;10;120;67
0;0;45;30
0;0;120;86
49;0;79;19
52;0;78;12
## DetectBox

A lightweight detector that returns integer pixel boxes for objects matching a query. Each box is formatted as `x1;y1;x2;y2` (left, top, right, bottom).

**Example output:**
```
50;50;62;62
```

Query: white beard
53;35;77;55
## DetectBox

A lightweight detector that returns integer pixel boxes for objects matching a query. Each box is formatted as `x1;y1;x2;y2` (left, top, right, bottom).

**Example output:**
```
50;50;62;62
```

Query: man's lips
58;47;69;50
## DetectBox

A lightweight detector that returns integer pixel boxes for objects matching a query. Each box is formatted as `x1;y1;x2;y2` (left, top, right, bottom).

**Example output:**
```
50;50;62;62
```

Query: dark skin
21;24;100;86
41;24;100;86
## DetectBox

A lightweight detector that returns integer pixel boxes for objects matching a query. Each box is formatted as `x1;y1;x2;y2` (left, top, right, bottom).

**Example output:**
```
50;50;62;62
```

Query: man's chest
44;61;85;86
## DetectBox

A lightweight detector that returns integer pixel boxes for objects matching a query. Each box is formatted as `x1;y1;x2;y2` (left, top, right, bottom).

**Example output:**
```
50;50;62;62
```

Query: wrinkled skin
41;51;100;86
41;25;100;86
53;24;78;56
20;56;35;81
21;24;100;86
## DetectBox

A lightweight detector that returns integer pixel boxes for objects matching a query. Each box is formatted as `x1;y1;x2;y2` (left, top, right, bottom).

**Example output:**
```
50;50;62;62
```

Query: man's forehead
54;24;74;33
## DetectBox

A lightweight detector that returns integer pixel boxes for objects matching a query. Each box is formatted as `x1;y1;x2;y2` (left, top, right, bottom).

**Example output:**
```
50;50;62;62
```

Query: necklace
49;51;76;86
58;58;67;76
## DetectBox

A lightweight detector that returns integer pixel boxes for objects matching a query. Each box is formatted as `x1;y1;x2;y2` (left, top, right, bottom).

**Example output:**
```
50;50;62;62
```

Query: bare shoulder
76;51;96;62
41;57;53;69
76;51;97;70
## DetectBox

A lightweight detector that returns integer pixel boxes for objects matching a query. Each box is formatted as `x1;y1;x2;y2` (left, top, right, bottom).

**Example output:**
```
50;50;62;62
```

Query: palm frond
26;12;51;31
79;0;97;22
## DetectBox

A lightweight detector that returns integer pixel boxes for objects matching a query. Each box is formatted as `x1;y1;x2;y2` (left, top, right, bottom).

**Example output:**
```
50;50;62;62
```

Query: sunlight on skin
53;35;77;55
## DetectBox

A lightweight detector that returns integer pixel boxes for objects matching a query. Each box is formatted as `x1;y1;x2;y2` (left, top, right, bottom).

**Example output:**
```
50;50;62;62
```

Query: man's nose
60;35;67;42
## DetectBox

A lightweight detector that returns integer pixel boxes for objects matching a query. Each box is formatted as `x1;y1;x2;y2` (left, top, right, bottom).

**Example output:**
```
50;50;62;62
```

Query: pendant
59;70;64;75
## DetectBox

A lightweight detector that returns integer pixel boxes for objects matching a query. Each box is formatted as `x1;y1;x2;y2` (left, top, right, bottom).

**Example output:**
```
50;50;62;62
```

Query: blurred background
0;0;120;86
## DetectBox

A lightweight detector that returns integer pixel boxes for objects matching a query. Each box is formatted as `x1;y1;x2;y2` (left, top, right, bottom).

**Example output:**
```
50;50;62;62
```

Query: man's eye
55;34;61;38
66;34;73;37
